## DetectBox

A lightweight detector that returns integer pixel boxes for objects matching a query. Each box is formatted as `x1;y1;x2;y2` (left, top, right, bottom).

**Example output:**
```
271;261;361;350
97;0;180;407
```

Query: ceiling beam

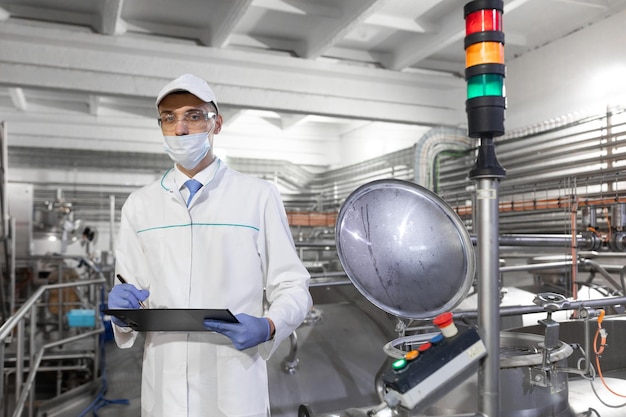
384;0;533;71
88;95;100;115
298;0;383;59
95;0;126;36
365;13;427;33
200;0;253;47
2;4;93;27
0;21;465;127
8;87;27;110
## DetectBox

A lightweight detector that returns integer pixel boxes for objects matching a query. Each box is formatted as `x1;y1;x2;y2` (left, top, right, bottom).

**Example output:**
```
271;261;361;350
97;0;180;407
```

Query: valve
533;292;568;313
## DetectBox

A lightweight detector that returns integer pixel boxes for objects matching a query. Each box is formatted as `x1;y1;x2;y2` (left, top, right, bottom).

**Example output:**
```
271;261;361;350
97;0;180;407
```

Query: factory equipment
32;189;83;256
379;314;486;413
298;2;626;415
299;174;626;416
293;0;626;405
306;178;483;417
0;177;114;416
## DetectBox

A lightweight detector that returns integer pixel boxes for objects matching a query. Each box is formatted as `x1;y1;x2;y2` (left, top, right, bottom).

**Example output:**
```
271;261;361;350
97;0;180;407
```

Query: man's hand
107;284;149;327
204;313;271;350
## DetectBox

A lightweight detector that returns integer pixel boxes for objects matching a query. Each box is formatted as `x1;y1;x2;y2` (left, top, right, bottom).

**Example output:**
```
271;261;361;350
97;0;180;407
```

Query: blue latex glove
204;313;270;350
107;284;150;327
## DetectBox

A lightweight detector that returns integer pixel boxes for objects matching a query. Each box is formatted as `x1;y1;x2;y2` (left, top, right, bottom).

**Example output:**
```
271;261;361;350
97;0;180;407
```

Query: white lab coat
112;159;312;417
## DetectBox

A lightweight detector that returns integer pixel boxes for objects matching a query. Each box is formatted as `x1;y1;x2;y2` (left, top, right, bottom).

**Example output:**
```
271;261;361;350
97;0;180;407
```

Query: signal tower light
464;0;505;139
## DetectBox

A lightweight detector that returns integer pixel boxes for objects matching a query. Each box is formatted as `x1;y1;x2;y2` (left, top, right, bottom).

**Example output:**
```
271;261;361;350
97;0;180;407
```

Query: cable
594;355;626;399
589;310;626;406
593;310;607;357
575;357;594;381
589;372;626;409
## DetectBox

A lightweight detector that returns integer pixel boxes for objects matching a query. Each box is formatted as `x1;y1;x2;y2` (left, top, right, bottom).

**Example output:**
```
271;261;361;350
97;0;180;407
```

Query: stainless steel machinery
299;178;626;417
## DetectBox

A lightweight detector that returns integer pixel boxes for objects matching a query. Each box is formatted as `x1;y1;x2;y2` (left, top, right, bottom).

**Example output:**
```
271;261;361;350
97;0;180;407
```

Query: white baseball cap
155;73;219;112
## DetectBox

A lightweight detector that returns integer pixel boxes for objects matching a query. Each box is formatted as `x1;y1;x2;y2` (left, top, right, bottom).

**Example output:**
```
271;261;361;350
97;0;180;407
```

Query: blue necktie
185;179;203;206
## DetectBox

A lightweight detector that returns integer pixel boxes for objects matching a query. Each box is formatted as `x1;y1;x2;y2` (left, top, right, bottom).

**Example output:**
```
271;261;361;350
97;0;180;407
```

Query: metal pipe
12;328;103;417
309;278;351;287
310;271;346;279
413;126;471;189
28;307;36;417
295;241;336;248
497;233;596;249
57;262;64;341
580;251;626;258
301;233;600;250
494;258;626;294
16;319;24;408
0;278;105;341
109;194;115;255
437;111;626;220
570;197;579;300
9;217;15;315
281;332;300;374
476;177;501;417
557;308;594;377
581;259;623;293
0;342;4;416
4;352;97;366
0;277;105;412
18;365;92;373
500;260;574;273
454;295;626;319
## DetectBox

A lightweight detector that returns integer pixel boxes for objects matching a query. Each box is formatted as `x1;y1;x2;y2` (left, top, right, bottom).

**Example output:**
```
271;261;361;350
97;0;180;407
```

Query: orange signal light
466;42;504;67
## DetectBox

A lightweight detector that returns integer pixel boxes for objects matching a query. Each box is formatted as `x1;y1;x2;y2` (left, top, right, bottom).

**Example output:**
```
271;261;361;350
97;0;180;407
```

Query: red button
418;342;432;352
433;312;454;328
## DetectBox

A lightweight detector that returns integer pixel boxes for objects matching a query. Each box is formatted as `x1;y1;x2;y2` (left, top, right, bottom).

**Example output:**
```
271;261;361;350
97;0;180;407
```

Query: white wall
213;113;431;169
337;122;431;168
214;112;343;167
506;9;626;130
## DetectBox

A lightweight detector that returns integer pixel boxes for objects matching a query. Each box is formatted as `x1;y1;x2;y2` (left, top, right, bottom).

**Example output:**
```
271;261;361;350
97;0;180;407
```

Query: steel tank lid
335;179;475;320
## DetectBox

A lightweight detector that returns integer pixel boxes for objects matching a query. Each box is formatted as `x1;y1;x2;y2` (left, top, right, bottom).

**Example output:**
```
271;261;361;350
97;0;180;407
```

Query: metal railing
0;267;106;417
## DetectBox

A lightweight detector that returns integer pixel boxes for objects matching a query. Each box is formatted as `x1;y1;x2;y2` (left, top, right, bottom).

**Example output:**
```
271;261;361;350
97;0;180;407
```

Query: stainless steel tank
302;331;574;417
420;332;574;417
308;179;580;417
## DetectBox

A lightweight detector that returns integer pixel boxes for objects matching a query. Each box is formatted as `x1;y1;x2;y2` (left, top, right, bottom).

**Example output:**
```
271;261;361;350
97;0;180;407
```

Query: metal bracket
530;368;568;394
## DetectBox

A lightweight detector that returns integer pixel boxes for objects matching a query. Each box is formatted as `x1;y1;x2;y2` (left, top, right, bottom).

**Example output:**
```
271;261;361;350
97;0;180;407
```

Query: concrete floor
36;299;392;417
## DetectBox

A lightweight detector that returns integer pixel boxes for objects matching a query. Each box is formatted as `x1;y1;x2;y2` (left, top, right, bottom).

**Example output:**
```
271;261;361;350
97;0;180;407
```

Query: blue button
430;333;444;344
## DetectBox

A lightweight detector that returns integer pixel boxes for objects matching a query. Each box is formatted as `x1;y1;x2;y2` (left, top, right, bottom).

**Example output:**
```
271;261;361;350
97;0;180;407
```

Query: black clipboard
103;308;238;331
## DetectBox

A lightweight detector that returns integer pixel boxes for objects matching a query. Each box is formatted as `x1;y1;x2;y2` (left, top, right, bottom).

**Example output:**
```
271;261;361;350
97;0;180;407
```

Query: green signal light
392;358;407;370
467;74;503;99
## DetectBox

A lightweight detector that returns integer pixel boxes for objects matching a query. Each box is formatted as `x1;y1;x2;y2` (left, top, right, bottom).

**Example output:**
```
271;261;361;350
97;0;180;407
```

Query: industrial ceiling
1;0;626;183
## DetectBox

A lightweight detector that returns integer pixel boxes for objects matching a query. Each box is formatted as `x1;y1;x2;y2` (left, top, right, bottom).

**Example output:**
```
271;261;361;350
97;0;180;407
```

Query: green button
392;358;407;370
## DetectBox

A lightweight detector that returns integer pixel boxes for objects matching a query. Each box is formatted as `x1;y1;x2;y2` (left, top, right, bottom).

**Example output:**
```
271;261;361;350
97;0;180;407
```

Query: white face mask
163;131;211;170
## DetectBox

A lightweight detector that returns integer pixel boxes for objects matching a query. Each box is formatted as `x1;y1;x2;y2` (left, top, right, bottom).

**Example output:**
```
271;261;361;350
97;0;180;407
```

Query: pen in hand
116;274;147;309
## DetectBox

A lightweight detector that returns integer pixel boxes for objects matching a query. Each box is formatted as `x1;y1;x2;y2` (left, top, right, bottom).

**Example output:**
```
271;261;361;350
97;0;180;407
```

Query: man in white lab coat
108;73;313;417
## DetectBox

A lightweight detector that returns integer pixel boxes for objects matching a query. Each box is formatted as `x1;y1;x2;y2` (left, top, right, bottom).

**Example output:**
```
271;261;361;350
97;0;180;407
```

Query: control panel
381;312;486;411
